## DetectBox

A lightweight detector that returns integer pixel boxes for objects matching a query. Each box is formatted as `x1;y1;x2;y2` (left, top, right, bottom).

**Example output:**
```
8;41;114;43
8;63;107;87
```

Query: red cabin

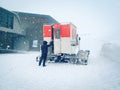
43;23;79;54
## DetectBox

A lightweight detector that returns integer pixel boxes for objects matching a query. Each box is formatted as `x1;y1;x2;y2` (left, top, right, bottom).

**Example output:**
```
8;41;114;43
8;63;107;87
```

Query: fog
0;0;120;56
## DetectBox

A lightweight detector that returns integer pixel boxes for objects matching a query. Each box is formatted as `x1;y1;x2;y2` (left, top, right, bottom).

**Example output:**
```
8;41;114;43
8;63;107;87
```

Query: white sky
0;0;120;52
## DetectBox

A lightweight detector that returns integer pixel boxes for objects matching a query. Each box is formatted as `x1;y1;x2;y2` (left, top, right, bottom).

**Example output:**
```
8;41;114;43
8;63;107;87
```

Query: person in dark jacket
39;41;52;67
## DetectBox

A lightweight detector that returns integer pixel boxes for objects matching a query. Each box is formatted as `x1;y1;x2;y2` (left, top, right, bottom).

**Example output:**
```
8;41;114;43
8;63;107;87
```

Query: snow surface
0;47;120;90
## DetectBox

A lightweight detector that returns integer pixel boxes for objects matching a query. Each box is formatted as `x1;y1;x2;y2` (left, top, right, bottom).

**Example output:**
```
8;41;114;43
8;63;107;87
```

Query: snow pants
39;53;47;66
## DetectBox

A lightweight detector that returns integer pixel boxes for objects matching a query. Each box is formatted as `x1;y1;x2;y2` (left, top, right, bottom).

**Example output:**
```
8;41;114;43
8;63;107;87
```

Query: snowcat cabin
54;23;79;55
43;23;79;55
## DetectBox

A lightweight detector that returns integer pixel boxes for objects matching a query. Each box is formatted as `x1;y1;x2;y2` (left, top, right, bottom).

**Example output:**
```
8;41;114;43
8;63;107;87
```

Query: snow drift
100;42;120;62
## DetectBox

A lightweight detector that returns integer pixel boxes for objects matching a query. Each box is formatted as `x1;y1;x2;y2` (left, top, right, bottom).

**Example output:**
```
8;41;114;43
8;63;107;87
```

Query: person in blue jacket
39;41;52;67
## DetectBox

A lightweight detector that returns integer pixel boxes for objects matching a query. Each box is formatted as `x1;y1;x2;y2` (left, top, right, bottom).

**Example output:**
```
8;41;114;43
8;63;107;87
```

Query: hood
43;41;47;45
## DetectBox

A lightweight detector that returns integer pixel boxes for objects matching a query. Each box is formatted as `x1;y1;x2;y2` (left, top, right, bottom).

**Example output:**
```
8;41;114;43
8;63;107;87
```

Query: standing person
39;41;52;67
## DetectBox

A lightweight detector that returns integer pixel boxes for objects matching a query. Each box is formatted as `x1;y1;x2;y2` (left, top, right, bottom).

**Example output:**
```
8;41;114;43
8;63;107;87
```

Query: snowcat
37;23;90;65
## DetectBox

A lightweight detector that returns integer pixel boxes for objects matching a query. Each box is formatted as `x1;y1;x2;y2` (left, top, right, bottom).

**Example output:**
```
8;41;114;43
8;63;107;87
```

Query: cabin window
55;28;60;39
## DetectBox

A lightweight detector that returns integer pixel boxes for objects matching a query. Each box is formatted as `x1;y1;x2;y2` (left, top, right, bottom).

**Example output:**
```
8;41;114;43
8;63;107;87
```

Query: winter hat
43;41;47;44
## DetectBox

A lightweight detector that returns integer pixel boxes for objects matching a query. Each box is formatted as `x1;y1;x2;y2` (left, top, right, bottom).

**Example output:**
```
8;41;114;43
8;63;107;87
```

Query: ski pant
39;53;47;66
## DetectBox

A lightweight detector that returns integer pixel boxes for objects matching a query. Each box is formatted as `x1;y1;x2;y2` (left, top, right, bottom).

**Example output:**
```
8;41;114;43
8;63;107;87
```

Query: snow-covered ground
0;45;120;90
